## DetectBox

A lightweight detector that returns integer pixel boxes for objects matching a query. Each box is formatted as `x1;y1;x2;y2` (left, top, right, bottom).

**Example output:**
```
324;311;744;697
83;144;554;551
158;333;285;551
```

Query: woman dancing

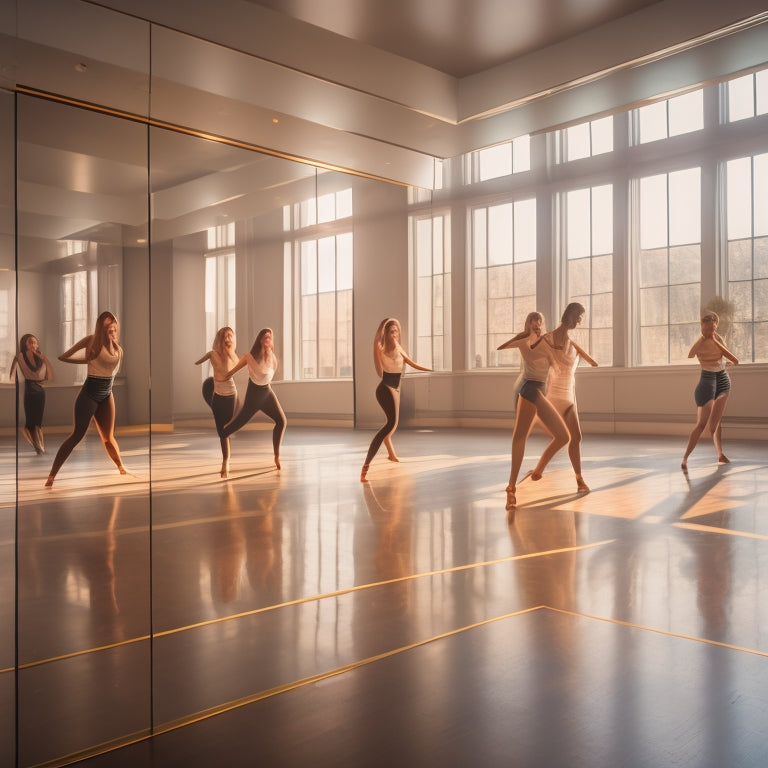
360;318;431;482
10;333;54;454
534;302;598;493
221;328;286;470
45;311;127;488
195;326;240;478
681;311;739;470
497;311;569;513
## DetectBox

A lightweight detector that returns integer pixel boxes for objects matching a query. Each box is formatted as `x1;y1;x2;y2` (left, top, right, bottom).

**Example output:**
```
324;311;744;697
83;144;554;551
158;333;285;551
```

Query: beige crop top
88;345;122;378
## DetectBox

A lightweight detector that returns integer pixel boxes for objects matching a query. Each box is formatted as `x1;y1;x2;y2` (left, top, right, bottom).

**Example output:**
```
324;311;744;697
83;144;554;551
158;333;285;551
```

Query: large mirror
14;95;151;766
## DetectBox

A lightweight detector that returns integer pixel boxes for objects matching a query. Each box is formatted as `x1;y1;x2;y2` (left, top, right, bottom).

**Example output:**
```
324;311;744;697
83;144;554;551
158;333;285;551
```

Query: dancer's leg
561;405;588;491
506;396;538;507
212;393;236;476
708;393;730;462
221;382;260;438
46;390;97;486
530;396;570;477
361;383;398;481
682;402;712;469
92;395;126;473
259;389;287;469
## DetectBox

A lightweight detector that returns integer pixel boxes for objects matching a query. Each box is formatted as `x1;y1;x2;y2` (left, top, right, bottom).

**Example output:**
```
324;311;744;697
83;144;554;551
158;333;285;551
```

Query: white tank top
88;345;121;378
245;353;274;385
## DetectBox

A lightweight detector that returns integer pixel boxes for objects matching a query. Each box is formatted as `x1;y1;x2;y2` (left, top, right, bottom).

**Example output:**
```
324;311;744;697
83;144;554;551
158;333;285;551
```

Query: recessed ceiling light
75;63;88;73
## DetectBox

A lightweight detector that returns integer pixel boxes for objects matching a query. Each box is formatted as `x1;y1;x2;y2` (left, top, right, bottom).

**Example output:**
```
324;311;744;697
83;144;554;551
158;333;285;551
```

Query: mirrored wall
1;84;417;765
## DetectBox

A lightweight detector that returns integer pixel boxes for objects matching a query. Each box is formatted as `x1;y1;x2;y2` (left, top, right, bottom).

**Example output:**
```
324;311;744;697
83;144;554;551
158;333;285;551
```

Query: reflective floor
4;426;768;767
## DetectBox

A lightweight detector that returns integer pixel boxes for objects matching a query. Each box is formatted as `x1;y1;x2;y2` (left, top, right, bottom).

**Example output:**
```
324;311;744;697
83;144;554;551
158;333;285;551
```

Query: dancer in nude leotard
195;326;239;478
220;328;286;471
360;318;431;482
45;311;128;487
681;311;739;470
497;312;569;515
10;333;54;454
534;302;598;493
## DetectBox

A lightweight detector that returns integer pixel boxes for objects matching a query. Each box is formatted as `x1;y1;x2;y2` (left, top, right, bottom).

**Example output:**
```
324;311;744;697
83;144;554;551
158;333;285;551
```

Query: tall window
725;68;768;122
60;268;98;382
563;185;613;364
204;251;236;354
725;153;768;362
298;233;353;378
559;116;613;162
636;168;701;365
635;90;704;144
472;199;536;368
411;212;451;371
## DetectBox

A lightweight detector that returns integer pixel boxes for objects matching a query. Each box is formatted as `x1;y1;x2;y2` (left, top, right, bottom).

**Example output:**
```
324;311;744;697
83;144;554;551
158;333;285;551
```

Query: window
725;153;768;362
726;68;768;122
472;199;536;368
204;251;236;357
298;233;353;378
636;168;701;365
559;116;613;162
411;212;451;371
562;185;613;364
635;90;704;144
464;136;531;183
290;187;352;229
60;267;98;382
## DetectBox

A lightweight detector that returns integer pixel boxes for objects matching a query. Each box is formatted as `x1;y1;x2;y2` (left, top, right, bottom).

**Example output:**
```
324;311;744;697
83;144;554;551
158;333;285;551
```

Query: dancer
681;311;739;470
360;317;431;482
221;328;286;470
195;327;240;477
497;311;569;513
10;333;54;454
534;302;598;493
45;311;127;488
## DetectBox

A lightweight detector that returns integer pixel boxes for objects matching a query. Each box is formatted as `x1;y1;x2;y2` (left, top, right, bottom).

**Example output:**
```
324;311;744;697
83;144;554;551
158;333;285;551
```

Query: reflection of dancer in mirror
534;302;598;493
195;326;239;478
45;311;128;488
10;334;54;454
221;328;286;471
360;318;431;482
681;311;739;471
497;312;569;514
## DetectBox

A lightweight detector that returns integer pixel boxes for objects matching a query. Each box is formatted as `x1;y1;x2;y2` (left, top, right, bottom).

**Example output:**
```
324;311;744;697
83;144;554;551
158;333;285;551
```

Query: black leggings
364;381;399;466
211;393;237;437
49;389;121;478
222;382;286;456
24;380;46;430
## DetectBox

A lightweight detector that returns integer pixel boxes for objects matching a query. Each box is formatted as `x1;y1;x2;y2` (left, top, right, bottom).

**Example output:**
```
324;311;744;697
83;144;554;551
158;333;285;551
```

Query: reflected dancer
10;334;54;454
45;311;128;487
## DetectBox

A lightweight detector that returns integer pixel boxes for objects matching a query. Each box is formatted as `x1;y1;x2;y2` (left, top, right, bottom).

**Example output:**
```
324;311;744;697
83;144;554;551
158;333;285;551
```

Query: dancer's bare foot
505;485;516;511
274;455;281;470
21;427;34;449
360;464;369;482
718;454;730;464
520;470;542;483
44;475;54;488
118;465;128;475
576;475;590;493
681;458;688;471
387;454;399;463
220;460;229;478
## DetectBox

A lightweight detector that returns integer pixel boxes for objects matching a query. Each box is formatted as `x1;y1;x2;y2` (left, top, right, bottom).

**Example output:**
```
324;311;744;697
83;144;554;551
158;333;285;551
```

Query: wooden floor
3;426;768;767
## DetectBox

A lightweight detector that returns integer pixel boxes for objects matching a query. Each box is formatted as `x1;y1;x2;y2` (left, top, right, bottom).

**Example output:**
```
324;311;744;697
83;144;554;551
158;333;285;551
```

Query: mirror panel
15;95;151;765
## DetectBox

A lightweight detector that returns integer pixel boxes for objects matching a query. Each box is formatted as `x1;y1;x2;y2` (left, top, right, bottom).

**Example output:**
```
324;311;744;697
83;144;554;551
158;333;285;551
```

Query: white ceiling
245;0;661;78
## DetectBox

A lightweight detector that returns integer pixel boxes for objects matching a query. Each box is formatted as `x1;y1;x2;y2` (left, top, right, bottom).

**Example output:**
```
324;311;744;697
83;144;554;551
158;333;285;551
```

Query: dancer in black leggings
45;311;127;488
360;318;430;482
10;333;54;454
195;326;240;477
221;328;286;470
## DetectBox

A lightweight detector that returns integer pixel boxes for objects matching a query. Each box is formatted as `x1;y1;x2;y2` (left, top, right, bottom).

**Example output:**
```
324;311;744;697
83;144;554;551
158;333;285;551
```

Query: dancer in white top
221;328;286;470
681;311;739;470
10;333;54;454
45;311;127;487
360;318;431;482
195;326;240;477
534;302;598;493
497;312;569;515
